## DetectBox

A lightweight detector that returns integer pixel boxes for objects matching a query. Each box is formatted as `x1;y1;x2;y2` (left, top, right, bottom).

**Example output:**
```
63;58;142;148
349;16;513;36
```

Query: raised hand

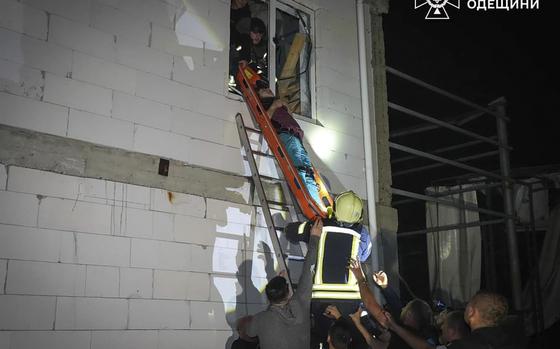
323;305;342;320
310;217;323;238
373;271;388;289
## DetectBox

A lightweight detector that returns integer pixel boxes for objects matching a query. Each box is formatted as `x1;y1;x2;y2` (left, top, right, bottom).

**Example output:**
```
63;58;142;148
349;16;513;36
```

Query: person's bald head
464;291;508;330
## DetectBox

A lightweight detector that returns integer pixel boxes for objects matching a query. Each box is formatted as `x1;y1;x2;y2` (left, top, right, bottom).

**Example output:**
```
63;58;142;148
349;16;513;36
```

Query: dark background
382;0;559;309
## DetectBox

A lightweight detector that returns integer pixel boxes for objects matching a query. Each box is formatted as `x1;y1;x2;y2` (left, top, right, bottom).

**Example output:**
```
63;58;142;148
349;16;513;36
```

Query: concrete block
190;244;242;275
150;188;205;217
192;91;246;122
10;331;91;349
210;275;243;304
123;208;153;238
317;86;362;120
119;267;153;299
113;91;172;131
0;224;73;262
124;184;151;207
189;301;238;330
0;190;38;227
72;52;137;94
0;92;68;137
157;330;233;349
246;249;279;279
316;106;364;141
206;198;253;225
154;270;209;301
0;59;44;100
133;124;191;163
129;299;189;329
153;211;174;241
68;109;134;150
91;331;158;349
0;164;5;190
8;166;101;202
0;259;6;294
222;120;241;148
0;0;48;40
150;23;204;57
7;331;91;349
172;56;227;94
55;297;128;330
85;265;119;297
173;215;216;246
170;107;223;144
49;15;116;61
188;139;244;175
91;2;150;45
134;71;202;112
0;295;56;330
0;331;8;347
0;28;73;76
130;239;189;271
116;38;173;78
301;115;365;159
6;260;86;296
37;196;112;235
22;0;90;23
316;64;361;99
103;0;176;29
59;233;130;267
43;73;112;116
175;0;228;49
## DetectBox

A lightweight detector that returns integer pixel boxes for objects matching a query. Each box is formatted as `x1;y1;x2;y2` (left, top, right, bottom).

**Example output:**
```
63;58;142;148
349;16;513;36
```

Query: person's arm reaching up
348;258;388;329
385;312;434;349
266;99;288;118
295;218;322;304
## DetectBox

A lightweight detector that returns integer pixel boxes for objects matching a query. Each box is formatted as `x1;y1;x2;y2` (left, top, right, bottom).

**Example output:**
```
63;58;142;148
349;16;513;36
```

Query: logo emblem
415;0;460;19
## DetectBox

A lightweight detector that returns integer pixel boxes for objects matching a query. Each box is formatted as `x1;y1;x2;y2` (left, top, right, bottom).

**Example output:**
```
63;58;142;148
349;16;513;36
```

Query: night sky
381;1;559;304
384;0;559;168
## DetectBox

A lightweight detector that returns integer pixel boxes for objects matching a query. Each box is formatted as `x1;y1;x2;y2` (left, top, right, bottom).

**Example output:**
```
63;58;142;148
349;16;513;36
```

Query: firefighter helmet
334;191;363;224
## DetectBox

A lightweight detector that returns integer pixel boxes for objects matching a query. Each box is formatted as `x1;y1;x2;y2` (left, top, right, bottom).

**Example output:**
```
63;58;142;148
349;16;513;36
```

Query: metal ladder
235;113;307;289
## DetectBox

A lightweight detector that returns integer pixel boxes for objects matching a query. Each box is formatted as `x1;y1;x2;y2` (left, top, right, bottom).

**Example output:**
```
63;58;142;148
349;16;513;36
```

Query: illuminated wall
0;0;368;348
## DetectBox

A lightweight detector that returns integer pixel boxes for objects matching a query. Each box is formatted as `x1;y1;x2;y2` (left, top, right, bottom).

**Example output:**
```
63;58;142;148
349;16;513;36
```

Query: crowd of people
234;251;526;349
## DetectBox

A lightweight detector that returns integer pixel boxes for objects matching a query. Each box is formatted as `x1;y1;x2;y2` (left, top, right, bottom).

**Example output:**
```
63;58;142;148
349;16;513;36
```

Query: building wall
0;0;371;347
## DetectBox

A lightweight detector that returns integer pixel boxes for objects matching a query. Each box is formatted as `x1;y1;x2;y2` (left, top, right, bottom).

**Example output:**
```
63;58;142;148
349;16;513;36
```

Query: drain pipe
357;0;380;274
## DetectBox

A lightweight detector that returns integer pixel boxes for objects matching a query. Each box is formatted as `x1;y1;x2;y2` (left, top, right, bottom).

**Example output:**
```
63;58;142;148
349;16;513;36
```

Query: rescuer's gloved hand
310;217;323;238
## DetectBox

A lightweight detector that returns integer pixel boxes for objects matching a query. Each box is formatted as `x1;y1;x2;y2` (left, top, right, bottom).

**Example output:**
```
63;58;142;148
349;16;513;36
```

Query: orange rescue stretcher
236;65;334;220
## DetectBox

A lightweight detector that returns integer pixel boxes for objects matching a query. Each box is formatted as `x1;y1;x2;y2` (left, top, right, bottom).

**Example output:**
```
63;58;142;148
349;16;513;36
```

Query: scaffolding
386;66;546;341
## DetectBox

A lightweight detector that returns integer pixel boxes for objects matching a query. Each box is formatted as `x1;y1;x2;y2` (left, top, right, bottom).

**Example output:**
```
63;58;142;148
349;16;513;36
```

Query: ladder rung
267;199;293;207
252;150;275;158
259;175;285;183
244;126;261;134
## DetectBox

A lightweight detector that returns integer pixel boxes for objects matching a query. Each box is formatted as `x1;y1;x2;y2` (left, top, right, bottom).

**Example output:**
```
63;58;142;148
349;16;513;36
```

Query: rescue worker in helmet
285;190;384;348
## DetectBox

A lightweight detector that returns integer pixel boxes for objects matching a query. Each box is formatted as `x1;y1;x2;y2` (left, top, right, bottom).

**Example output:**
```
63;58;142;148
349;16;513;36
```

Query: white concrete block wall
0;0;372;346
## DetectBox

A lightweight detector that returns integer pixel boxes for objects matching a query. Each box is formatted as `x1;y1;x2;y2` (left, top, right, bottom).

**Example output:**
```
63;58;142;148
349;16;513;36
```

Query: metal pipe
390;110;486;138
389;103;508;149
386;66;509;122
391;138;493;165
393;150;499;177
392;188;507;218
527;184;545;334
427;182;502;197
357;0;380;275
389;142;506;181
398;219;504;237
493;98;522;310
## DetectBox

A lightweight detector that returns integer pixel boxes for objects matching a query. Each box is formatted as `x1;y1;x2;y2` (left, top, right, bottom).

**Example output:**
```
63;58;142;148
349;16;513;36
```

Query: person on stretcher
254;79;322;206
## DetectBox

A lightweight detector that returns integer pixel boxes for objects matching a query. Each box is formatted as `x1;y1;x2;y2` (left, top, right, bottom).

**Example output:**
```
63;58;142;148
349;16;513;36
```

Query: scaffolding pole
398;219;505;237
493;98;522;310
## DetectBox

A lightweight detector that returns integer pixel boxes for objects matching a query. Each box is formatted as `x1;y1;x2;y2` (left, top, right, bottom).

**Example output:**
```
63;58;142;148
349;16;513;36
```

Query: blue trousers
278;132;321;206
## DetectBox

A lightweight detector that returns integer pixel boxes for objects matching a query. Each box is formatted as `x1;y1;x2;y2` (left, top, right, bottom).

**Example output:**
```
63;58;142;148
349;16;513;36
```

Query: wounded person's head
255;79;276;109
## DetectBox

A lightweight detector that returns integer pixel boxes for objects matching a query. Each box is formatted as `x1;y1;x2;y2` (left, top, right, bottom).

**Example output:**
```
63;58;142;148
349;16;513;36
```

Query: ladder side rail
236;113;294;289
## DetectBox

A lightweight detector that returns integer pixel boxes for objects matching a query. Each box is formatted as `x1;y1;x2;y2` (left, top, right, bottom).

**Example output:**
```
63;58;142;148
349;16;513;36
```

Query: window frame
268;0;317;122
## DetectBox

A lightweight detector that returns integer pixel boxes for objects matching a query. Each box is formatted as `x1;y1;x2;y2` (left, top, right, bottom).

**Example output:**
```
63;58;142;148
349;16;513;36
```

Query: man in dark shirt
254;80;321;206
453;291;525;349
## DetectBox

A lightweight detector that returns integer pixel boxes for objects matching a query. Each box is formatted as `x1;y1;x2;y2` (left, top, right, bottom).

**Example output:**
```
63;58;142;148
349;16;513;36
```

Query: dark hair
328;319;352;349
402;299;433;331
265;276;289;303
250;17;266;34
445;310;470;338
255;79;269;91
